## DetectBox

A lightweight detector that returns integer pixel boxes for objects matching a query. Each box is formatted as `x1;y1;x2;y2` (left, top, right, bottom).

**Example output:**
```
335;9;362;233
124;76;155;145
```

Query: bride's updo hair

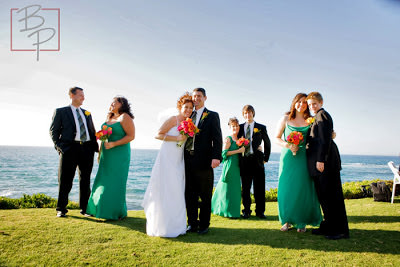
228;117;239;126
176;92;193;110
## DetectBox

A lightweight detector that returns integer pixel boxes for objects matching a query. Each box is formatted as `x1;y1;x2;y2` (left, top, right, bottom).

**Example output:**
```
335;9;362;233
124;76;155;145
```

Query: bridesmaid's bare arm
105;114;135;149
274;115;298;153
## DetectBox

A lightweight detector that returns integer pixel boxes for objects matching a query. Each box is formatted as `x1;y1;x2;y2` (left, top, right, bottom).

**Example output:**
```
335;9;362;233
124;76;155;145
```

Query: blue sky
1;0;399;155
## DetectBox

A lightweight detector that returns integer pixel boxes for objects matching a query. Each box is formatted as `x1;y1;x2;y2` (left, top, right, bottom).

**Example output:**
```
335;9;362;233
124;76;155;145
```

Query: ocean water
0;146;398;210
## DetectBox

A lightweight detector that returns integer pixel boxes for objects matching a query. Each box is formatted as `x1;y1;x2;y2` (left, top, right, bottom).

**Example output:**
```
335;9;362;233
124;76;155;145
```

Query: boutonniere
201;111;209;121
306;117;315;125
84;110;91;116
253;128;260;133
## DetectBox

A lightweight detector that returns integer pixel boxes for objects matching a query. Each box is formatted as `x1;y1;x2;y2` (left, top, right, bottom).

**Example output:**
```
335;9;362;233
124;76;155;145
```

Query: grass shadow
68;209;400;255
0;231;10;236
109;216;147;234
177;227;400;254
348;215;400;223
69;215;147;233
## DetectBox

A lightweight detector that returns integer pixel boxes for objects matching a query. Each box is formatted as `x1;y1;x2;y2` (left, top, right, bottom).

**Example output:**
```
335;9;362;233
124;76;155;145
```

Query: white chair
387;161;400;204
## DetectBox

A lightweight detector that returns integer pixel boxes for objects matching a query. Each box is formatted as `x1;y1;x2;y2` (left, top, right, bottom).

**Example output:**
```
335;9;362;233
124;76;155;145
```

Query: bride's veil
157;107;179;123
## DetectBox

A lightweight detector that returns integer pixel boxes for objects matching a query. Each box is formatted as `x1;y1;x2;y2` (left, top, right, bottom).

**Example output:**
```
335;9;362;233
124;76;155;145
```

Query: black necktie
76;108;87;141
192;111;197;126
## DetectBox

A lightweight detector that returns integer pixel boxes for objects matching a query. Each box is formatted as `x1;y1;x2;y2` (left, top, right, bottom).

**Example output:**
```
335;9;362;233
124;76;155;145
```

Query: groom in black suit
50;87;98;217
238;105;271;219
306;92;349;240
184;88;222;234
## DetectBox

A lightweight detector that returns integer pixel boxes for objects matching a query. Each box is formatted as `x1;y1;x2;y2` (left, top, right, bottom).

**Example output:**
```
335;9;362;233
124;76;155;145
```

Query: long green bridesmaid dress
278;124;322;229
211;136;241;218
86;122;130;220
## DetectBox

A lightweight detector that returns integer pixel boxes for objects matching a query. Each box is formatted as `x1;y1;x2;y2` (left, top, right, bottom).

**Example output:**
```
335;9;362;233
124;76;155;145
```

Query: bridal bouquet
177;118;199;147
96;125;113;162
236;137;250;156
286;131;304;156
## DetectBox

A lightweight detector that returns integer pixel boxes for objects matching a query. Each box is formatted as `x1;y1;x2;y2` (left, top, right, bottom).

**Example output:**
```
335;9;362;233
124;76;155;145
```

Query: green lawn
1;198;399;266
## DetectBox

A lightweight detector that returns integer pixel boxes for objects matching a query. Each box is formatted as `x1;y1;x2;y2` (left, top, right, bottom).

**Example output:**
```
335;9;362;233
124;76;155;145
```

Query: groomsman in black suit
184;88;223;234
238;105;271;219
306;92;349;240
50;87;98;217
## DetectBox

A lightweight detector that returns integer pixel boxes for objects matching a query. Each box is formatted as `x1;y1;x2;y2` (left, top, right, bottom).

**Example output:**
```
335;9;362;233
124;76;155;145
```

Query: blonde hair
306;92;323;102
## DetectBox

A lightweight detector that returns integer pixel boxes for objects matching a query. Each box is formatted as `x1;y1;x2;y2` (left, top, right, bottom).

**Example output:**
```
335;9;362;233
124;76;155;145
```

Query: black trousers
56;142;94;213
313;170;349;236
241;154;265;215
184;156;214;230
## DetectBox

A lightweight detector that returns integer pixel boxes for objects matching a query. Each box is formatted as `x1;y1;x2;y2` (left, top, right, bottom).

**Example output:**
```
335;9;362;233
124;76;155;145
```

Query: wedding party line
50;86;349;240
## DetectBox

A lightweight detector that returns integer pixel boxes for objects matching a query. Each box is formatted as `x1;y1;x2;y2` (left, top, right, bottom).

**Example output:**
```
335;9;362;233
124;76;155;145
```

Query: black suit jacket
50;106;98;154
306;108;341;177
238;122;271;167
187;108;223;169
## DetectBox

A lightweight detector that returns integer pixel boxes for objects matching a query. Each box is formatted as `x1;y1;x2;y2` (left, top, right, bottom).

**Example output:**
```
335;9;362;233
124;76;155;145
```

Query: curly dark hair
107;96;134;120
228;117;239;126
286;93;310;120
176;92;193;110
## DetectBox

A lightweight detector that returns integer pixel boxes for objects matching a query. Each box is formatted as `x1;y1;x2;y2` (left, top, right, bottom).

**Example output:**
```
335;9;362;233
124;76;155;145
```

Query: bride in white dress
142;93;193;237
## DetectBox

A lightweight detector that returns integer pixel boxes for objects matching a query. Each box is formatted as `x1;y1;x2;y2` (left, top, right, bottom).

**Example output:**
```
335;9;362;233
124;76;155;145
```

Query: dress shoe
256;214;266;219
56;211;66;217
197;227;209;235
241;212;250;219
186;225;198;233
325;233;349;240
311;228;325;235
80;210;93;217
280;223;292;232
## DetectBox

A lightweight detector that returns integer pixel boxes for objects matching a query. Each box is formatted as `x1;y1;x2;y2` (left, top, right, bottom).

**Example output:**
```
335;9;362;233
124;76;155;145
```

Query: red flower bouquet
286;131;304;156
236;137;250;156
96;125;113;162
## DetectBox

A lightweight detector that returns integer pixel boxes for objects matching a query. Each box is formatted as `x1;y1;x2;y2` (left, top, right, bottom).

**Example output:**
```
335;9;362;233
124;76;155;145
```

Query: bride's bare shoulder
159;116;177;130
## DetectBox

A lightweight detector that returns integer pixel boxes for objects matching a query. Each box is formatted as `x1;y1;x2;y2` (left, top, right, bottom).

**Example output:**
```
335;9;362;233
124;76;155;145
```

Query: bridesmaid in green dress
211;118;245;218
275;93;322;232
86;96;135;220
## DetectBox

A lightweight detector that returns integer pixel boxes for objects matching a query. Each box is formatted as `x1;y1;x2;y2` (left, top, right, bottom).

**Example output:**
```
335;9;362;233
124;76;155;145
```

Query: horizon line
0;144;398;157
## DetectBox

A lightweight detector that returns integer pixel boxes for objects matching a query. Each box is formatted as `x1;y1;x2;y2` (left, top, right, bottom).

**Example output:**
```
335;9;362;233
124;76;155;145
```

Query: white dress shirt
193;106;205;127
70;105;91;142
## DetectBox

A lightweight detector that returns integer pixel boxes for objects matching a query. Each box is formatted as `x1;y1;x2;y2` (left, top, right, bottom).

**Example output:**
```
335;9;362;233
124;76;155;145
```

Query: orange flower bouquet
177;118;199;147
286;131;304;156
236;137;250;156
96;125;113;141
96;125;113;162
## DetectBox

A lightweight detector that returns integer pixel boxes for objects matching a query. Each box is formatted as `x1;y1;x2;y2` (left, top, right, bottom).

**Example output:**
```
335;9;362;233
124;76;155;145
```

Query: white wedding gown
142;122;187;237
